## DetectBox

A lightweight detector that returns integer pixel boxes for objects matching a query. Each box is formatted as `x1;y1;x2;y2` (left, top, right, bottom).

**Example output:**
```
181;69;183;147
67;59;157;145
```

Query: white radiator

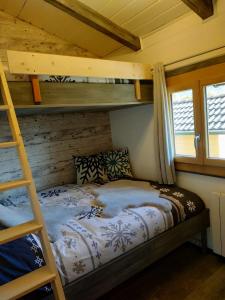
211;192;225;257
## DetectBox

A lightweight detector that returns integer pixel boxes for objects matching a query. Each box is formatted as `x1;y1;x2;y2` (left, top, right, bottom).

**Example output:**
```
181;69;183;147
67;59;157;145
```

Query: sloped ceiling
0;0;190;57
80;0;190;37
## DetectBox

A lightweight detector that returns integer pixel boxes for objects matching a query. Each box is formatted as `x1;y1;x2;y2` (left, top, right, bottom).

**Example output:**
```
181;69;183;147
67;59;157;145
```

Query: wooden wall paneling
0;111;112;200
7;50;152;79
39;83;137;104
43;0;141;51
0;82;34;105
77;0;189;38
0;10;96;80
0;0;25;17
18;0;121;57
1;81;153;110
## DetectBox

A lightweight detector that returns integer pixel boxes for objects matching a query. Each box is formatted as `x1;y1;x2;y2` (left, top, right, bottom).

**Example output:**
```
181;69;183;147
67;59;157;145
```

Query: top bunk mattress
0;179;205;286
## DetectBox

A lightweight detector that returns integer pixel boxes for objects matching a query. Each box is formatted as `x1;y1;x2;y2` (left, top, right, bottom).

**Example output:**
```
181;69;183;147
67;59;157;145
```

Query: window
167;63;225;177
171;89;196;157
204;81;225;160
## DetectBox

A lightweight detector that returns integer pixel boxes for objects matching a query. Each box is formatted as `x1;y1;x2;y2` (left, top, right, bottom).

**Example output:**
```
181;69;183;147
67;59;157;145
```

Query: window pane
171;89;196;157
205;81;225;159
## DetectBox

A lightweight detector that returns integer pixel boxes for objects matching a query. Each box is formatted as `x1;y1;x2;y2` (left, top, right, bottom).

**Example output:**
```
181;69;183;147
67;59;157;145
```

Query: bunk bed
0;50;210;300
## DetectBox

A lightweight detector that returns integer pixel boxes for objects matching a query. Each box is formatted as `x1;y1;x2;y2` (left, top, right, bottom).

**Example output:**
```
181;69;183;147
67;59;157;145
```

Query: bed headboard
0;111;112;200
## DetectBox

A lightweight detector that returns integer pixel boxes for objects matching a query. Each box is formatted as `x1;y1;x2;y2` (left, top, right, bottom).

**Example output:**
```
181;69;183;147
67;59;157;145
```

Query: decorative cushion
0;231;52;299
102;148;133;181
74;154;108;185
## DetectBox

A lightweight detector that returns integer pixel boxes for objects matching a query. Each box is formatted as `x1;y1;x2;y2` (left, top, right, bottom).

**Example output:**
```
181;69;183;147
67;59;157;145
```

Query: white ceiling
0;0;190;57
80;0;190;37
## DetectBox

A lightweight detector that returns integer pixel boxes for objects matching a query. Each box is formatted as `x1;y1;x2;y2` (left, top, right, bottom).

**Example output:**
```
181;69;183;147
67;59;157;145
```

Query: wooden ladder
0;63;65;300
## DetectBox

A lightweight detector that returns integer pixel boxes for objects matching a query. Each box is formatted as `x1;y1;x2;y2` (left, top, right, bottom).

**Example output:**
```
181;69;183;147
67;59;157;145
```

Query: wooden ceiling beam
43;0;142;51
181;0;214;20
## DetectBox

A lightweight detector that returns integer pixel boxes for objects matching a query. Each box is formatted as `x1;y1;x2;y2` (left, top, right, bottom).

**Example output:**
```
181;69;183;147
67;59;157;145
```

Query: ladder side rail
0;64;65;300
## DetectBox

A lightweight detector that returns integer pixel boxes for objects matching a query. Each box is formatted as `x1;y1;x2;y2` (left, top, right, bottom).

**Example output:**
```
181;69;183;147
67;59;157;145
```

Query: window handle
194;134;201;150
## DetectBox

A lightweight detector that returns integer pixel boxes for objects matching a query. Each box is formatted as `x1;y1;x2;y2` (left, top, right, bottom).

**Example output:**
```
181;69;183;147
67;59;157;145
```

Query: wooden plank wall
0;111;112;200
0;10;113;201
0;10;96;80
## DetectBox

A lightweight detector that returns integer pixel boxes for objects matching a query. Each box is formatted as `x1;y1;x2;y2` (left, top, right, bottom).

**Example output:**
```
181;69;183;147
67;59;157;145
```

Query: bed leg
201;229;207;254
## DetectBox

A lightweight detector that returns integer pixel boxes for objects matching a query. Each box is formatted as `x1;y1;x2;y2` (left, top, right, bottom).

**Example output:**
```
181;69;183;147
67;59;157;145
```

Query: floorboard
99;243;225;300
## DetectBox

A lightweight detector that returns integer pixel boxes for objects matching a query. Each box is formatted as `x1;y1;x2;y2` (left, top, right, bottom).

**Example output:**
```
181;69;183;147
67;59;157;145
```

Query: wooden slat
0;178;31;191
0;266;55;300
0;141;18;148
0;221;43;245
5;81;153;106
166;54;225;78
30;75;42;104
134;80;141;100
181;0;213;19
7;50;152;79
43;0;141;51
0;105;8;111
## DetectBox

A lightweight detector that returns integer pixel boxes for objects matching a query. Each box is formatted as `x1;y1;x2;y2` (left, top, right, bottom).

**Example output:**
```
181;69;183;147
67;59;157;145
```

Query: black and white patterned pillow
102;148;133;181
74;154;108;185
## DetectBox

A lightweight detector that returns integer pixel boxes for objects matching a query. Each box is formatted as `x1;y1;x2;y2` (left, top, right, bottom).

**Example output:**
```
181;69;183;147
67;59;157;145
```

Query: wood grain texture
30;75;42;104
7;50;152;79
100;243;224;300
0;10;95;80
181;0;214;19
166;54;225;77
0;0;189;56
0;111;112;199
43;0;141;51
2;81;153;106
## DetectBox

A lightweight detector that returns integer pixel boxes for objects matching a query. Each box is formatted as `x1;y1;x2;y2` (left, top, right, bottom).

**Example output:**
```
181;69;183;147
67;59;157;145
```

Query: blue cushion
0;230;52;298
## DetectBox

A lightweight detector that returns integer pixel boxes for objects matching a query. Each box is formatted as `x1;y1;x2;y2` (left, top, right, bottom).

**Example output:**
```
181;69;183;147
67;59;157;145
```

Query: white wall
107;1;225;70
110;105;157;181
109;0;225;247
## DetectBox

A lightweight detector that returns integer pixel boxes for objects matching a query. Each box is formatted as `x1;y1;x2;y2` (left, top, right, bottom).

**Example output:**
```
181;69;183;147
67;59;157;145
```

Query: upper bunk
1;50;153;115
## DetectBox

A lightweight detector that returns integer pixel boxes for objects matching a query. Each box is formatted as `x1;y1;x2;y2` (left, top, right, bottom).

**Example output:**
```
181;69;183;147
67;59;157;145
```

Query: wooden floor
99;243;225;300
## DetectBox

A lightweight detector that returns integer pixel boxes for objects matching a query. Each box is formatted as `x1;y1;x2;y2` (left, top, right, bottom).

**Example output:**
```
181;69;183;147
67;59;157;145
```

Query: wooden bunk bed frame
44;209;209;300
4;50;153;115
5;50;210;300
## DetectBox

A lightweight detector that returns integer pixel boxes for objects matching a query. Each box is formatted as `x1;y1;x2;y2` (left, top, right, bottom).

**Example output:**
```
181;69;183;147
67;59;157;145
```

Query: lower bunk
45;209;209;300
0;179;210;299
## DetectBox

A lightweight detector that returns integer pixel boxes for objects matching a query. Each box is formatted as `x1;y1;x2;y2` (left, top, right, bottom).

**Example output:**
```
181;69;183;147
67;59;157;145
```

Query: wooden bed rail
7;50;152;80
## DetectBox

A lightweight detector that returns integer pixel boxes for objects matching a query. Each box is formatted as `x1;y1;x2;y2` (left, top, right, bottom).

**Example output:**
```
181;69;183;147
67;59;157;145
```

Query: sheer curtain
153;63;176;184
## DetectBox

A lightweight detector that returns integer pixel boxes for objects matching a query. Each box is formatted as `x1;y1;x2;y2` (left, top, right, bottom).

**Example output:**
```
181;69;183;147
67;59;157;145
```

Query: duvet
0;179;205;286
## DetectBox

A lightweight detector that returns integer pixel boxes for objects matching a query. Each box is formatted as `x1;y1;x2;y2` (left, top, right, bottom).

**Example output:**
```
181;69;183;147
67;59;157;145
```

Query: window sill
175;162;225;178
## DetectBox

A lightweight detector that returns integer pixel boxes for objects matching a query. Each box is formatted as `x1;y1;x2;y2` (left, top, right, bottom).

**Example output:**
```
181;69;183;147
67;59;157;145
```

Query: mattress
0;179;205;286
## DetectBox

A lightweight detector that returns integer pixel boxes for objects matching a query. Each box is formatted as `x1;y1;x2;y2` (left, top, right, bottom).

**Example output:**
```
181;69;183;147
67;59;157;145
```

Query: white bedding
48;180;174;284
0;180;177;284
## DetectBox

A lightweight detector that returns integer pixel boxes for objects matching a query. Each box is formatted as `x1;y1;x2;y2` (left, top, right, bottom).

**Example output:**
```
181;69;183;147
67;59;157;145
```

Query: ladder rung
0;266;56;300
0;179;31;192
0;105;8;111
0;221;43;244
0;141;18;149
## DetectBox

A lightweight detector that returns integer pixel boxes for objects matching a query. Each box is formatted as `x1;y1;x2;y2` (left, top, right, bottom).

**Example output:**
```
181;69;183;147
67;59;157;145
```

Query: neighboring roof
173;95;225;133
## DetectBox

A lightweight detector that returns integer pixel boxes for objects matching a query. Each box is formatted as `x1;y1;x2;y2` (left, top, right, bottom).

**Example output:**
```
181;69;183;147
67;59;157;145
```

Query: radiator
211;192;225;257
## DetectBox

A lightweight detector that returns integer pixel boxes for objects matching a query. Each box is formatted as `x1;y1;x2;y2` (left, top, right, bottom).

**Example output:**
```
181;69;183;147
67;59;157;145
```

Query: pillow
102;148;133;181
73;154;108;185
0;230;52;299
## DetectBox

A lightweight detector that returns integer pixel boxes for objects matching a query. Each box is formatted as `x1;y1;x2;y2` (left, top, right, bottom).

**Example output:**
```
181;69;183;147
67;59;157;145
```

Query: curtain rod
164;45;225;68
